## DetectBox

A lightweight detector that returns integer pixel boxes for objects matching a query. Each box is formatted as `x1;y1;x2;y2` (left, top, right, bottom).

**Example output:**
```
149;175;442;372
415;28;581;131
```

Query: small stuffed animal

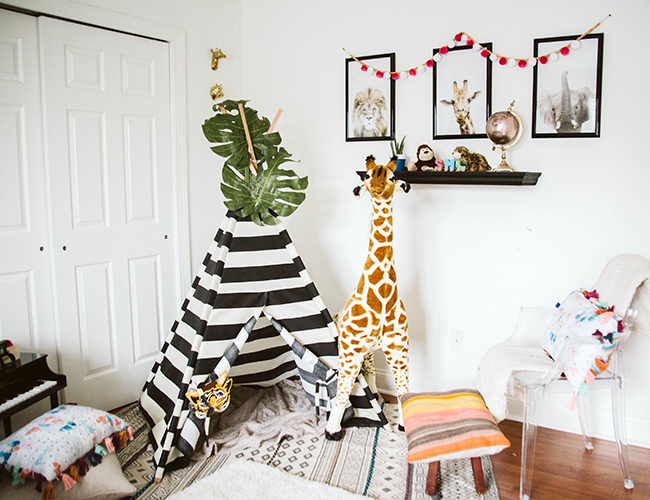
451;146;491;172
407;144;437;171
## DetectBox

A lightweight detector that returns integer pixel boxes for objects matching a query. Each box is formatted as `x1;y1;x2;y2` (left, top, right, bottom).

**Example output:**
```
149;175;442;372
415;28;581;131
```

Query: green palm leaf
204;100;308;226
203;99;281;170
221;146;308;226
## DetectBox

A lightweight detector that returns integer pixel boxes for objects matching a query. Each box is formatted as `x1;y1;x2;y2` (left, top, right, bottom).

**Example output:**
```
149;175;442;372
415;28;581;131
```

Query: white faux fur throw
202;377;325;456
167;459;367;500
476;342;553;422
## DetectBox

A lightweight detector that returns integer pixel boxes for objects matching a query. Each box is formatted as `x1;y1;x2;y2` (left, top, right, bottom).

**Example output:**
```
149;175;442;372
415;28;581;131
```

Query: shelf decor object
486;100;523;171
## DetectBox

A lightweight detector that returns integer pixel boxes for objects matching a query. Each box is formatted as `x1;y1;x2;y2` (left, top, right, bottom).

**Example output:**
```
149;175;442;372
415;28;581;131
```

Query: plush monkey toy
407;144;437;171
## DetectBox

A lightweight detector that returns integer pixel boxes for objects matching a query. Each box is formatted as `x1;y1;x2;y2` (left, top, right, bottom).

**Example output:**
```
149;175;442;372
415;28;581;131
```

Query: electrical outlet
450;329;464;352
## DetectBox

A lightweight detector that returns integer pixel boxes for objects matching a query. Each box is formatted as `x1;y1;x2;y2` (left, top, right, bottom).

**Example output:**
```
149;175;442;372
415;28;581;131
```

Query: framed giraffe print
432;43;493;140
532;33;603;138
345;52;395;142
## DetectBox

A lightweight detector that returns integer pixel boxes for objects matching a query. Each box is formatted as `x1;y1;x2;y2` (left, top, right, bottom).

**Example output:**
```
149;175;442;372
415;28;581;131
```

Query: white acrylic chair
477;254;650;500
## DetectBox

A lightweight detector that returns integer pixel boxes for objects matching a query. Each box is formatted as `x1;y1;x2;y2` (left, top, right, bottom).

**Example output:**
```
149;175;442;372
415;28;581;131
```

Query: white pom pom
571;40;581;50
529;58;537;67
473;43;482;51
401;71;409;80
449;40;457;48
550;52;559;62
461;34;468;42
433;53;442;63
507;58;516;67
383;72;390;79
418;65;427;74
489;54;497;62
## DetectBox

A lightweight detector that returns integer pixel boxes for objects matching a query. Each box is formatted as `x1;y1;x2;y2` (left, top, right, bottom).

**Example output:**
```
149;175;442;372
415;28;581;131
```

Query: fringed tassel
19;469;32;482
61;473;77;491
35;475;43;493
86;451;102;467
103;437;115;454
76;459;89;477
12;467;22;486
118;430;127;449
42;481;55;500
567;393;577;411
94;444;107;457
69;465;79;482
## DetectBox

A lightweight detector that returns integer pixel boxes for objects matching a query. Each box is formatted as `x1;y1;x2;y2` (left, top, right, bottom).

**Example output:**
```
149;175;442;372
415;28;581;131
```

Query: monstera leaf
202;100;281;170
221;146;308;226
203;100;308;226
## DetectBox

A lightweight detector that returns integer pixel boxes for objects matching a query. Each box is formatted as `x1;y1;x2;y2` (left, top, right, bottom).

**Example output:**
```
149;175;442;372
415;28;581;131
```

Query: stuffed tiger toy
186;371;233;418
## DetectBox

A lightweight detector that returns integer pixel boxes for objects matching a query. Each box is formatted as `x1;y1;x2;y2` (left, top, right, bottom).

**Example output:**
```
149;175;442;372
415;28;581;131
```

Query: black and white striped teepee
140;211;387;480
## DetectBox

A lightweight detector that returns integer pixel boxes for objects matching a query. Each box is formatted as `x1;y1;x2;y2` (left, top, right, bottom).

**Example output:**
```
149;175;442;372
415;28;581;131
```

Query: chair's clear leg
612;372;634;489
575;396;594;450
520;386;540;500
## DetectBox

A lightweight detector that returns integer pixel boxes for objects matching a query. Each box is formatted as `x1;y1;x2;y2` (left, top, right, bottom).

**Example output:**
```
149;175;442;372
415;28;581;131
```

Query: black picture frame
345;53;395;142
433;43;492;140
532;33;603;138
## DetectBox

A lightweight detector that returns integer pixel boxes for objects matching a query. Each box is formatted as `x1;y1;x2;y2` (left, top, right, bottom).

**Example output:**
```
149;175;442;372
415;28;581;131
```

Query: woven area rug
116;398;500;500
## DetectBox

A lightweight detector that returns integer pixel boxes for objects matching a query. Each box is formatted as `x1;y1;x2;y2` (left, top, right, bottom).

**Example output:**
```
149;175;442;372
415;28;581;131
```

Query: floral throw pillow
542;288;624;398
0;405;132;495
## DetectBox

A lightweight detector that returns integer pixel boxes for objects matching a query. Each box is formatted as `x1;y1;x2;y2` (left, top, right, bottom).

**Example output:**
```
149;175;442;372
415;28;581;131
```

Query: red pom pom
466;39;474;47
499;57;508;65
539;56;548;65
360;65;368;72
375;71;384;78
481;49;490;58
426;59;434;67
409;68;417;76
454;33;463;42
560;46;570;56
440;46;448;55
518;59;527;68
391;72;399;80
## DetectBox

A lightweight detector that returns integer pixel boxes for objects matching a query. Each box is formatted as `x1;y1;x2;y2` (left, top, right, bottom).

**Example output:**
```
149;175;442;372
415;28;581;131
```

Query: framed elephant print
432;43;492;140
345;52;395;142
532;33;603;138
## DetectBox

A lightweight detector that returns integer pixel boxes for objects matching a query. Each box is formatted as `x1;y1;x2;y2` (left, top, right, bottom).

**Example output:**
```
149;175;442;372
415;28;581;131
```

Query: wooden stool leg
426;461;439;496
471;456;486;495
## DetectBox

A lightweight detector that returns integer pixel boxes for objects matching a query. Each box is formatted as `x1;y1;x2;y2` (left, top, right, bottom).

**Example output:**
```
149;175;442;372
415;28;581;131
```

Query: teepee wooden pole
267;108;283;134
238;102;257;176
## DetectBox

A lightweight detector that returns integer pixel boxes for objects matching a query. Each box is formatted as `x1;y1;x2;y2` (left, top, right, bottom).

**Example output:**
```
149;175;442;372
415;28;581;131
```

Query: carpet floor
116;398;500;500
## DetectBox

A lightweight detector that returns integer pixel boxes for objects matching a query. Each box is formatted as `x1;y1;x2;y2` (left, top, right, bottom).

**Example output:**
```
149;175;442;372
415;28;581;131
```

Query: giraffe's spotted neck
366;195;394;264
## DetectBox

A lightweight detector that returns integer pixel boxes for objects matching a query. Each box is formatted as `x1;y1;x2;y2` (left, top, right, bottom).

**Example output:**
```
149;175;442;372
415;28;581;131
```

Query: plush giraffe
325;155;410;441
439;79;482;135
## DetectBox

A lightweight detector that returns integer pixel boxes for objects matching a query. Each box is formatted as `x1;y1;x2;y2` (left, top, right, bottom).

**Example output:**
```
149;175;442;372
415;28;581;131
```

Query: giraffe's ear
386;156;398;173
365;154;376;171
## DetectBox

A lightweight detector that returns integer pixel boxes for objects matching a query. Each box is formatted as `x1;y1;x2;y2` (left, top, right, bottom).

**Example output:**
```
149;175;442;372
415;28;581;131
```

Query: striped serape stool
399;389;510;496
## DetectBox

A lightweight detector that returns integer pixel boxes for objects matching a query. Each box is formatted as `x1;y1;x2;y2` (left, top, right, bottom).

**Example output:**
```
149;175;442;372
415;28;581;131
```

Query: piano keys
0;352;67;436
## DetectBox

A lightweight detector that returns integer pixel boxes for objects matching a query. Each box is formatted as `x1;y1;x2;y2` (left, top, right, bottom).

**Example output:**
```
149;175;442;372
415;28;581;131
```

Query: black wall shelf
356;170;541;186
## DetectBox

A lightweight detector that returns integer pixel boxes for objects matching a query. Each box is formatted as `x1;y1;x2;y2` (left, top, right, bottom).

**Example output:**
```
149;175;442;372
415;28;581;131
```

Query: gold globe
486;101;522;171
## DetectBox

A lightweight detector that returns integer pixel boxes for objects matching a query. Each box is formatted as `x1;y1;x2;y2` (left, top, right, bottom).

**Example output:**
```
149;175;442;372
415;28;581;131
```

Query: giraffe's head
353;155;411;200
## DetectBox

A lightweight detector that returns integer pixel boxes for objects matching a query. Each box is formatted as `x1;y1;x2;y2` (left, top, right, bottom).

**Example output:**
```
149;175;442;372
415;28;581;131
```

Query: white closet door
40;16;178;410
0;10;57;358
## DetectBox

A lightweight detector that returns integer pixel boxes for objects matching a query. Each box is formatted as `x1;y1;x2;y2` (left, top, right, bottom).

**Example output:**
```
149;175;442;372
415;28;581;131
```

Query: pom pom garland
342;15;609;78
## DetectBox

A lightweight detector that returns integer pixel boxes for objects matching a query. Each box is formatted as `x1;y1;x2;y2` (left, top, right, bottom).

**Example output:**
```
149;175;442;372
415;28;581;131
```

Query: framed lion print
532;33;603;138
345;53;395;142
433;43;492;140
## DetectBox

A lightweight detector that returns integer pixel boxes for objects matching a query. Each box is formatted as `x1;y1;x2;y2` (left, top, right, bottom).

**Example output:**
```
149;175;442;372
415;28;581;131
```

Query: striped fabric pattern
140;211;386;480
399;389;510;463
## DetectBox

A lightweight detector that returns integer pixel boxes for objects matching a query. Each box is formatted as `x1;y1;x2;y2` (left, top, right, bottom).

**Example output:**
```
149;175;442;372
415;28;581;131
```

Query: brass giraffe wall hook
210;83;224;100
210;48;226;70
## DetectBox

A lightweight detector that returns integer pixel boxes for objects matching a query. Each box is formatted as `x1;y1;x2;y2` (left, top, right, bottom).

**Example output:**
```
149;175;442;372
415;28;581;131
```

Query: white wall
6;0;650;447
240;0;650;447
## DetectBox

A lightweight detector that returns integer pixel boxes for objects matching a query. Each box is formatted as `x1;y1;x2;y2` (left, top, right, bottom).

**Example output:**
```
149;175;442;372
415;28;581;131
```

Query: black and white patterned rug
116;401;500;500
